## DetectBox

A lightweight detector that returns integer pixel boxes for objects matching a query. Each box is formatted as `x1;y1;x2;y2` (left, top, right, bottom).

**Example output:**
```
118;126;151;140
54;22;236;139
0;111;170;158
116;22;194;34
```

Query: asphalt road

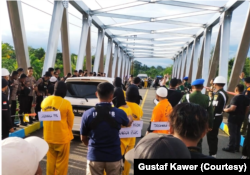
28;88;243;175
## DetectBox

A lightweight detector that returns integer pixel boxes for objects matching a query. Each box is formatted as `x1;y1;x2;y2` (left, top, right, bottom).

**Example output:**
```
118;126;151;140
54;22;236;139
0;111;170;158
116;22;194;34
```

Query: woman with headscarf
113;77;126;98
112;87;133;175
41;81;74;175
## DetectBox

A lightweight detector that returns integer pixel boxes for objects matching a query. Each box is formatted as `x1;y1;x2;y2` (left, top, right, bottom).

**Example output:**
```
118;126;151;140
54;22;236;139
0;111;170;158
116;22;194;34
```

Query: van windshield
66;82;99;98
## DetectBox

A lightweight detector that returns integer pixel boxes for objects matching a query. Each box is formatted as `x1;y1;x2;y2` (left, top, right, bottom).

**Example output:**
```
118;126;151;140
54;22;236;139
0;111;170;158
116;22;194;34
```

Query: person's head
2;78;8;92
170;78;178;88
125;133;191;165
156;87;167;101
54;72;59;78
235;84;244;94
93;72;96;76
54;81;67;98
113;77;122;88
169;103;209;146
19;74;27;83
183;77;188;82
97;73;101;76
103;73;106;77
112;87;126;108
126;85;139;103
27;67;33;76
96;82;114;102
79;70;83;75
11;71;18;80
213;76;226;90
50;76;57;84
89;72;93;76
67;73;71;77
244;77;250;86
55;68;60;74
177;79;182;86
133;77;141;85
48;67;54;75
2;68;10;81
191;79;204;91
43;71;51;81
73;70;78;76
17;68;23;76
2;136;48;175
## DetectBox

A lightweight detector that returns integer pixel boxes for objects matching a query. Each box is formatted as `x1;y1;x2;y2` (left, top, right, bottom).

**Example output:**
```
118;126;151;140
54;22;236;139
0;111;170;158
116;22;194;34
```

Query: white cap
50;76;57;82
156;87;168;97
2;68;10;76
2;136;49;175
213;76;226;84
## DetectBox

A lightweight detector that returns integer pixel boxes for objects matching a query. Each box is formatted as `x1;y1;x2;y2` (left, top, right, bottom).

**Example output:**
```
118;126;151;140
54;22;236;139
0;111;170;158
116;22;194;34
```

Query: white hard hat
156;87;168;97
50;76;57;82
213;76;226;84
2;136;48;175
2;68;10;76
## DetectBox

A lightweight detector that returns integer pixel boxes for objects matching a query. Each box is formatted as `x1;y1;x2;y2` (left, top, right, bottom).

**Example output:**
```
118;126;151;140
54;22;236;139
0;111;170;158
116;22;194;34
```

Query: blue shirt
80;103;129;162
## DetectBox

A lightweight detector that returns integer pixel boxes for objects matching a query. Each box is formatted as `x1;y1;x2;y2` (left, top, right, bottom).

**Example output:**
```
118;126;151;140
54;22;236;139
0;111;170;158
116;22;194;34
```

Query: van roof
65;76;114;84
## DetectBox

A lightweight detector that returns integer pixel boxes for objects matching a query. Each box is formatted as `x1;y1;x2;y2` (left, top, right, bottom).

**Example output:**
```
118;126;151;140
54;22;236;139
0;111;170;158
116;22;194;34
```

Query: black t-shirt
188;147;215;159
167;89;183;107
228;95;250;124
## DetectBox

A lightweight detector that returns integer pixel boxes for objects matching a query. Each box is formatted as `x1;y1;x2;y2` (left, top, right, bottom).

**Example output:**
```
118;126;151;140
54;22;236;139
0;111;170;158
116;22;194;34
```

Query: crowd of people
1;66;250;174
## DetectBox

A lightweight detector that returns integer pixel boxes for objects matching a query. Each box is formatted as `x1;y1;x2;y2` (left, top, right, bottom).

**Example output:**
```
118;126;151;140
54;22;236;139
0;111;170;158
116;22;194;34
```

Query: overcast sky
1;0;250;68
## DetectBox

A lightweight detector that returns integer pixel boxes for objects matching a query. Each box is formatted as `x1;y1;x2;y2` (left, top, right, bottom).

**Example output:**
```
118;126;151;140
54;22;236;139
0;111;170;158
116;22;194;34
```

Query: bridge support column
186;44;193;78
93;28;105;73
61;8;71;75
196;37;204;80
201;28;212;93
112;45;119;78
99;39;104;73
178;52;183;79
86;27;92;74
42;0;64;76
117;49;123;77
76;13;91;71
228;4;250;92
219;11;232;90
7;0;30;71
104;38;113;77
206;26;222;89
181;49;187;79
191;37;201;82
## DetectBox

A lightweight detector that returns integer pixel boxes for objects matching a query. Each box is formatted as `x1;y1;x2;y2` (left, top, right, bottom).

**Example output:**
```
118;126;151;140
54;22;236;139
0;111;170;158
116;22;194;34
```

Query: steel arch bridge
6;0;250;93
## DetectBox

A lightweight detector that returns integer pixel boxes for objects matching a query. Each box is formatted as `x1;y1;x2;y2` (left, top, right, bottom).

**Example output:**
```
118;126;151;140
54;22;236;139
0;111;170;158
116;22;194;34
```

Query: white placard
119;128;141;138
38;111;61;121
248;114;250;123
131;120;143;129
150;122;170;130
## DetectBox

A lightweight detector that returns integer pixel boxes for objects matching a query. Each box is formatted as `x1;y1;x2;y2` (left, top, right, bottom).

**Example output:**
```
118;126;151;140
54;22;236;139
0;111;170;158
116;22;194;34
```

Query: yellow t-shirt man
150;99;172;134
126;101;143;146
41;95;74;144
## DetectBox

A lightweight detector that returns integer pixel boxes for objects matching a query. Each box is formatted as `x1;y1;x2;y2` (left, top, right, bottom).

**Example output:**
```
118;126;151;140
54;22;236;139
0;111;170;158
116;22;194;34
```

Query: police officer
2;79;14;140
34;71;51;121
2;68;10;100
26;67;36;115
242;77;250;159
206;76;228;158
17;74;31;126
183;76;192;94
181;79;213;153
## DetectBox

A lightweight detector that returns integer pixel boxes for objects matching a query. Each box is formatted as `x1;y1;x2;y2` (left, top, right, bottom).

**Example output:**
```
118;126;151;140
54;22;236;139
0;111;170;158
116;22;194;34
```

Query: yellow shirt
123;90;126;99
41;96;74;144
119;106;133;149
151;99;172;134
126;102;143;146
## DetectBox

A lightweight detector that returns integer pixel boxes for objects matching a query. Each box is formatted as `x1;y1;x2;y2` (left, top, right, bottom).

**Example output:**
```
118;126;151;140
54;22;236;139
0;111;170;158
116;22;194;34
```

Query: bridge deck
26;88;242;175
